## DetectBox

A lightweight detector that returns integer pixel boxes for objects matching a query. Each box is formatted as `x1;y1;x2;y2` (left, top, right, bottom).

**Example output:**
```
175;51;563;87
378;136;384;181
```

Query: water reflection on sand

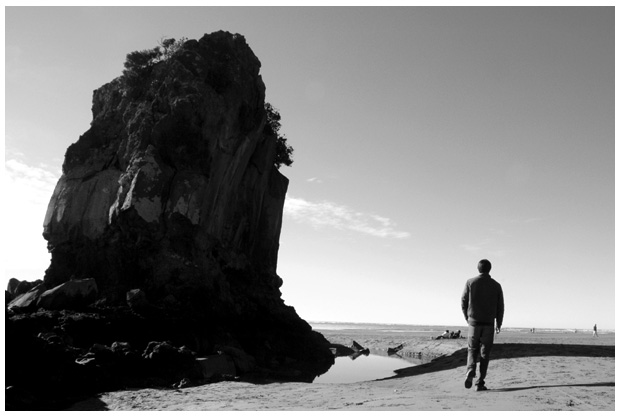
313;349;429;384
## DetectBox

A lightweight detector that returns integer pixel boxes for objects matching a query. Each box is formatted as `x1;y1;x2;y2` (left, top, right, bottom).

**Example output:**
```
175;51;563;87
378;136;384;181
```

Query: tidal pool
313;352;422;384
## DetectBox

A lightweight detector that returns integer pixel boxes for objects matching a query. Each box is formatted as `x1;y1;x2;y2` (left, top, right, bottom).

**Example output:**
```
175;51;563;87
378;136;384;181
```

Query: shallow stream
313;350;427;384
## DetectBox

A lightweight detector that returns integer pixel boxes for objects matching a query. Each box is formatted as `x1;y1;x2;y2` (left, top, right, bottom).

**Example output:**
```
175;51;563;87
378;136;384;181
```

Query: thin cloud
5;158;61;205
284;196;410;239
460;244;483;254
4;158;61;272
510;217;544;224
460;241;509;259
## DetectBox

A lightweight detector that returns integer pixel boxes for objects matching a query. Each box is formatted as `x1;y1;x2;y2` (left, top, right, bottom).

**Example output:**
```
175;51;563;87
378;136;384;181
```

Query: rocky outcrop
7;282;47;312
37;278;98;310
6;31;333;410
7;278;43;299
43;31;285;299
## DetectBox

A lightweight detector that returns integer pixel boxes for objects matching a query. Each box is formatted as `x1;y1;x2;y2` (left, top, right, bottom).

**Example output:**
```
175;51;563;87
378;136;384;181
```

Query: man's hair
478;259;492;274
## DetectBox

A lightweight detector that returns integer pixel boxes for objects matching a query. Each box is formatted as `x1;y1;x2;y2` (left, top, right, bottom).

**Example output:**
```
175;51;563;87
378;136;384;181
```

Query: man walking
461;259;504;391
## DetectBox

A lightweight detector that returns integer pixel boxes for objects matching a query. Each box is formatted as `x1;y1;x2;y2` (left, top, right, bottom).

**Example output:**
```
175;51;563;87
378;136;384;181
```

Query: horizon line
306;320;615;332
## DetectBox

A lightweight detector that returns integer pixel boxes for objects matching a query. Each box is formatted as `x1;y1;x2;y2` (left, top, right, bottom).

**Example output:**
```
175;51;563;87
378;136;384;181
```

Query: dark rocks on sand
330;344;356;357
387;343;405;355
37;278;98;310
7;278;21;296
7;278;98;313
125;288;149;310
7;283;48;313
5;278;44;305
196;354;237;380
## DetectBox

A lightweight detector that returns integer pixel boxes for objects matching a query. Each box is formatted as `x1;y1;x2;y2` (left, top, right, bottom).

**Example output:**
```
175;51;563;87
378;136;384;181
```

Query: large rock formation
6;31;332;409
44;32;285;300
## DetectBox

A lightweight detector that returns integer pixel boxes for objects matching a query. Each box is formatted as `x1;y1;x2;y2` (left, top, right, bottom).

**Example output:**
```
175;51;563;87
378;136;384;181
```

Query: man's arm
496;284;505;331
461;283;469;322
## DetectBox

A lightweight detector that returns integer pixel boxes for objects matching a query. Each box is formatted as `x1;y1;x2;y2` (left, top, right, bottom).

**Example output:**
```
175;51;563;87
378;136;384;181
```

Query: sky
4;5;616;330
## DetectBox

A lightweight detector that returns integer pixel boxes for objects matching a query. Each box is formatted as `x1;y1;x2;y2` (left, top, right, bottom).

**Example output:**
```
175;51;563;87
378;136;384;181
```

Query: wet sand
67;328;614;411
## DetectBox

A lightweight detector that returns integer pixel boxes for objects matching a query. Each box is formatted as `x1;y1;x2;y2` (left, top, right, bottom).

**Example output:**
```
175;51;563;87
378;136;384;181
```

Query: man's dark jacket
461;273;504;327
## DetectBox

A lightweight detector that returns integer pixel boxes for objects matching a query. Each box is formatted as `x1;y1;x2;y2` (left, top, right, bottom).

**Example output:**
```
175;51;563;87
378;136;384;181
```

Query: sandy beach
67;326;614;411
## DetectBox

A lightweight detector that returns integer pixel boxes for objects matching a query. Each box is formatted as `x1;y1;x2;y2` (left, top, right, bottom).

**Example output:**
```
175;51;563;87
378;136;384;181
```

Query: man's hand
496;327;501;334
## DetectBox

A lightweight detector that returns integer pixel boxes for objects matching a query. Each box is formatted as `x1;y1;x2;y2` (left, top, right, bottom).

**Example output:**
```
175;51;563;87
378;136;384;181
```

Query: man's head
478;259;492;274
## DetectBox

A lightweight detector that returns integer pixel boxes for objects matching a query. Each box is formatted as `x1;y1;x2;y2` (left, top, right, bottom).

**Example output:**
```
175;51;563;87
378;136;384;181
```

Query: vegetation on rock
264;103;294;169
121;37;186;92
122;37;294;169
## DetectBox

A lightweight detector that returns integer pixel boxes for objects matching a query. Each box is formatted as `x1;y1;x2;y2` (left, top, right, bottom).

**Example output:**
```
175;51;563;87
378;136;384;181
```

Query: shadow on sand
382;343;614;381
64;396;110;411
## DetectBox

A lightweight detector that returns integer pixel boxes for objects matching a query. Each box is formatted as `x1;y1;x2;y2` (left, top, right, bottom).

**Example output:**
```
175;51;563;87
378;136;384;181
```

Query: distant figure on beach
435;330;450;340
461;259;504;392
593;324;598;337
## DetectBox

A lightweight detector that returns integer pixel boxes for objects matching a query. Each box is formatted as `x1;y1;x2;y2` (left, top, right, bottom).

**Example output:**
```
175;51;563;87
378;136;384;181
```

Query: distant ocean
309;321;613;334
309;322;460;332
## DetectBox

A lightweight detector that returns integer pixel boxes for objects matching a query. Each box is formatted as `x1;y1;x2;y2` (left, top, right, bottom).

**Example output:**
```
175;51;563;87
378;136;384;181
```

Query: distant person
593;324;598;337
461;259;504;392
435;330;450;340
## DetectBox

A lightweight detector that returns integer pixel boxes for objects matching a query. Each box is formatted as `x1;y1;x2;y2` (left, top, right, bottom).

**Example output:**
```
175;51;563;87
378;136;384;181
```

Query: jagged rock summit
7;31;333;409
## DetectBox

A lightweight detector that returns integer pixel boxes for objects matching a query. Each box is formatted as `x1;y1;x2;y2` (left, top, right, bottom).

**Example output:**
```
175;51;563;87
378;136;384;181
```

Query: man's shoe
464;375;473;389
475;385;488;391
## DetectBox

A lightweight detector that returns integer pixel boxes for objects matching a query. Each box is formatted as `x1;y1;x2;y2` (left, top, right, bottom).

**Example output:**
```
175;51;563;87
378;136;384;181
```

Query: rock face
6;31;333;409
43;31;286;300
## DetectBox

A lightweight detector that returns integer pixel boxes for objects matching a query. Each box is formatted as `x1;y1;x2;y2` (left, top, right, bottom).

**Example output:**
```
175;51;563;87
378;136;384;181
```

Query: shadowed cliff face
38;31;332;381
44;32;285;301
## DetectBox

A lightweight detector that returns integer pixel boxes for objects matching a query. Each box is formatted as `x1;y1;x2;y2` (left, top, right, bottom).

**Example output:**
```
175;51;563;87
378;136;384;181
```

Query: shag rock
42;31;285;301
11;32;334;404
